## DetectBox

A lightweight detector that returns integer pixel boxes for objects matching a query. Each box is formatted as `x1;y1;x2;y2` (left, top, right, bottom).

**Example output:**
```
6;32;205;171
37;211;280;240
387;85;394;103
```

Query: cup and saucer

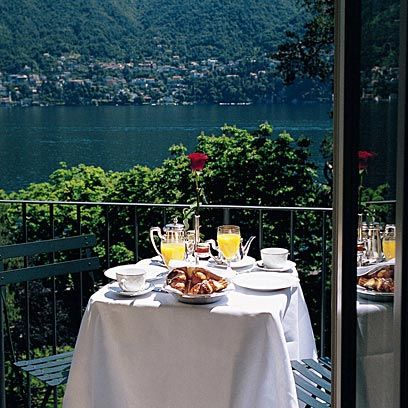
256;248;296;272
110;268;155;297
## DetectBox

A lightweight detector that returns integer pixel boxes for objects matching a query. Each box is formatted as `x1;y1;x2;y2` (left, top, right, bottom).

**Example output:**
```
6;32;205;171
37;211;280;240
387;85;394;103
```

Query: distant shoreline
1;99;335;109
1;98;397;109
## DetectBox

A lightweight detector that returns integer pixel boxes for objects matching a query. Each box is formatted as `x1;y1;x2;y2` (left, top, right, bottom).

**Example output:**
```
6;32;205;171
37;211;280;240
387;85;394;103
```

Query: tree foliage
274;0;334;84
274;0;399;84
1;124;329;265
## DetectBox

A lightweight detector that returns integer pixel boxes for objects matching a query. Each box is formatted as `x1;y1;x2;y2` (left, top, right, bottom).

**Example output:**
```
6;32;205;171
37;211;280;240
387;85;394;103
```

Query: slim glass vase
194;214;200;264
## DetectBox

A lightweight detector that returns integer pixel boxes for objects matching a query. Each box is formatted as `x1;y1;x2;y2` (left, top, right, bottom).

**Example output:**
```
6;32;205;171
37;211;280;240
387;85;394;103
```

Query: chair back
0;234;99;285
0;234;100;408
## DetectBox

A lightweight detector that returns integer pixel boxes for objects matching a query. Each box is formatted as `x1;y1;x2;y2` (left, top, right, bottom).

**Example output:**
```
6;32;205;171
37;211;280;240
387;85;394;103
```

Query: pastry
167;266;228;295
357;265;394;293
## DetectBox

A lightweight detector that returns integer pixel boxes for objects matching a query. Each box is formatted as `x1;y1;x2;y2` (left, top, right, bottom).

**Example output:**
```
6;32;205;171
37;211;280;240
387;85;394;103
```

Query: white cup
261;248;289;269
117;268;146;292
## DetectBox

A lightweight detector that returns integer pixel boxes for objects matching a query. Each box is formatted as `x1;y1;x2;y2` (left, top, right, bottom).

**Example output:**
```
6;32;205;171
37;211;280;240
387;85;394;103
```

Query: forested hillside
0;0;306;71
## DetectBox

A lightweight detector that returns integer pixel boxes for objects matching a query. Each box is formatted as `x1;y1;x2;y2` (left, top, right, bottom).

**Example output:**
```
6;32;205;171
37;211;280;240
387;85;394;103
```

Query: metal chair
291;358;332;408
0;234;100;408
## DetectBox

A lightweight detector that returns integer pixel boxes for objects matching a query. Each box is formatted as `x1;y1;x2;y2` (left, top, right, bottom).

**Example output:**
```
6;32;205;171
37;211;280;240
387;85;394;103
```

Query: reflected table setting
356;261;394;408
63;262;316;408
356;298;393;408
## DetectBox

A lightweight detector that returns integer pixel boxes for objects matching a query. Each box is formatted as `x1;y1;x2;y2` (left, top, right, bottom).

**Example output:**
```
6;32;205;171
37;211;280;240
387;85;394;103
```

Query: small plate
356;285;393;302
255;260;296;272
233;272;299;291
110;282;155;297
208;256;256;270
104;261;167;282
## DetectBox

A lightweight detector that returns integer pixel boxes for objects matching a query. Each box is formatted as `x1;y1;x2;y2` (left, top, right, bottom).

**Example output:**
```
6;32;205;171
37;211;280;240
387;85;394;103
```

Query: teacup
117;268;146;292
261;248;289;269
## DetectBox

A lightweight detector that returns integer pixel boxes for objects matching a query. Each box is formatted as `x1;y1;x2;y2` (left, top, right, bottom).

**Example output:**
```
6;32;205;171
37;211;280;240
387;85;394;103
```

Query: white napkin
357;259;395;277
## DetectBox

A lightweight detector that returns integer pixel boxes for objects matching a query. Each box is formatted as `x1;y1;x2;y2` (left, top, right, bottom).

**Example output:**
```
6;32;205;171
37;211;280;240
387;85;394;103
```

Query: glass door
332;0;407;406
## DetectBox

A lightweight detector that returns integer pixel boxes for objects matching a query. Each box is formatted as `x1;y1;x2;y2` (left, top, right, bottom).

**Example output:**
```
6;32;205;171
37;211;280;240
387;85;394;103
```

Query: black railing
0;199;332;248
0;199;332;341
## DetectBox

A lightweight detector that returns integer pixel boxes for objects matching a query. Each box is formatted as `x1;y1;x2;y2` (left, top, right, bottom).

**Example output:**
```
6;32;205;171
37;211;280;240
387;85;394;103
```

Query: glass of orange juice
217;225;241;274
160;237;185;267
382;224;396;260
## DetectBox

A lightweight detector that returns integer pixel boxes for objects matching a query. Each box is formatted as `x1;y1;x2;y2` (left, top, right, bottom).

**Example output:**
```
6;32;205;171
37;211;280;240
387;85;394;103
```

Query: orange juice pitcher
150;218;186;267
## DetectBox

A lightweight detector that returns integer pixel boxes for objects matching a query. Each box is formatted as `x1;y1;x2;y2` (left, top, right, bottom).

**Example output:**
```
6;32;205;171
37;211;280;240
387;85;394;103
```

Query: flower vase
194;214;200;264
357;213;363;242
356;213;366;266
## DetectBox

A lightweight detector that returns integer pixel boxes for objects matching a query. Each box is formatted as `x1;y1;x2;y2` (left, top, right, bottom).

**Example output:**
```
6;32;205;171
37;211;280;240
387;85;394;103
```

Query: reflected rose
358;150;376;170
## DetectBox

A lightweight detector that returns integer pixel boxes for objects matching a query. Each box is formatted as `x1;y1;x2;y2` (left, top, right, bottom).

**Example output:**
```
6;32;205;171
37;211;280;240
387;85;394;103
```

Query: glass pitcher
150;218;186;267
365;222;382;263
382;224;396;261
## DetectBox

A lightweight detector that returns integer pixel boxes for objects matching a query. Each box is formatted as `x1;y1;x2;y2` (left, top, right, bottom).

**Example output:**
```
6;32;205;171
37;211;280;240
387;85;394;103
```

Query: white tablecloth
63;270;316;408
356;299;393;408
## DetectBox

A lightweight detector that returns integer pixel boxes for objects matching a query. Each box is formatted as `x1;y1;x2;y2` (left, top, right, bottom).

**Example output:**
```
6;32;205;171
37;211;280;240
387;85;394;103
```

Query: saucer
208;256;255;270
255;260;296;272
109;282;154;297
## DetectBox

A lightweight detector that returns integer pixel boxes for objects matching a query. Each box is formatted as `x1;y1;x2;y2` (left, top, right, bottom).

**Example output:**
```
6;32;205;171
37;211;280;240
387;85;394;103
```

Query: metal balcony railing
0;198;331;333
0;198;397;406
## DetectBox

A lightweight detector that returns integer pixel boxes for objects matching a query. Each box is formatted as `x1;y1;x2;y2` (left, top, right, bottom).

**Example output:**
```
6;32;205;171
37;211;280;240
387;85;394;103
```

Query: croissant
167;272;186;290
376;266;393;279
358;276;394;293
190;271;207;286
200;280;214;294
173;282;186;292
380;278;394;292
357;265;394;293
208;280;226;292
167;267;228;295
169;271;187;283
189;283;202;295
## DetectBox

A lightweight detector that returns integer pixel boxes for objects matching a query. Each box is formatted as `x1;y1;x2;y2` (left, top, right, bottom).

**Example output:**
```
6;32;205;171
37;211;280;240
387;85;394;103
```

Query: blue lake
0;103;396;196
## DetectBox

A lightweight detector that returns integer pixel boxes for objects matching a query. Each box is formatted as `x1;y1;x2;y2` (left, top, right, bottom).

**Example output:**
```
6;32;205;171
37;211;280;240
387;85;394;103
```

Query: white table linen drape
64;274;316;408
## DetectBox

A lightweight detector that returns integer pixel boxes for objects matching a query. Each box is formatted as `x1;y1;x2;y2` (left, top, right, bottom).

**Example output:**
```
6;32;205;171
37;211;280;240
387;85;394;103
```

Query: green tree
274;0;334;84
274;0;399;85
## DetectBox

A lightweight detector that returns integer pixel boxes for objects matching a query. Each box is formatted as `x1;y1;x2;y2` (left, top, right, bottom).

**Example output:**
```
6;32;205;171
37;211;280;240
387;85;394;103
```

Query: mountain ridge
0;0;306;71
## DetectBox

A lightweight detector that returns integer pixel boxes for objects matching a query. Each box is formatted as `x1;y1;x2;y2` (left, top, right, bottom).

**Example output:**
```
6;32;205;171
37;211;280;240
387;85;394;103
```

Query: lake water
0;103;396;196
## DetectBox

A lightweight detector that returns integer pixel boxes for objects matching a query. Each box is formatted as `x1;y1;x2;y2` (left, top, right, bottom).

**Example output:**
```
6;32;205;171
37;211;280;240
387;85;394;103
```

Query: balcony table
63;263;316;408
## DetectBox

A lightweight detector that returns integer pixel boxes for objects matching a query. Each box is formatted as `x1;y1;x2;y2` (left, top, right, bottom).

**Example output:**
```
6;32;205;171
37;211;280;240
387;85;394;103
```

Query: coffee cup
117;268;146;292
260;248;289;269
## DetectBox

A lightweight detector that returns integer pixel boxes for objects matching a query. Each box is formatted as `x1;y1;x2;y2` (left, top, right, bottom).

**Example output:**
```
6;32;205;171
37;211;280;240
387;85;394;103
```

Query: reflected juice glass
382;224;396;261
383;239;396;260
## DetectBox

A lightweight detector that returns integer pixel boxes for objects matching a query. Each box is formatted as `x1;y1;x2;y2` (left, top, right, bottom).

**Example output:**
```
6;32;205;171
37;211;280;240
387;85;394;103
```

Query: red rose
188;152;208;171
358;150;376;170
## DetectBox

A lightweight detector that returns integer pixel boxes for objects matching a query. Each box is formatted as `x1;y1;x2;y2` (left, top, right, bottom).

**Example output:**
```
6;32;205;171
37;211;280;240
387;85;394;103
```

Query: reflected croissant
357;265;394;293
167;267;228;295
